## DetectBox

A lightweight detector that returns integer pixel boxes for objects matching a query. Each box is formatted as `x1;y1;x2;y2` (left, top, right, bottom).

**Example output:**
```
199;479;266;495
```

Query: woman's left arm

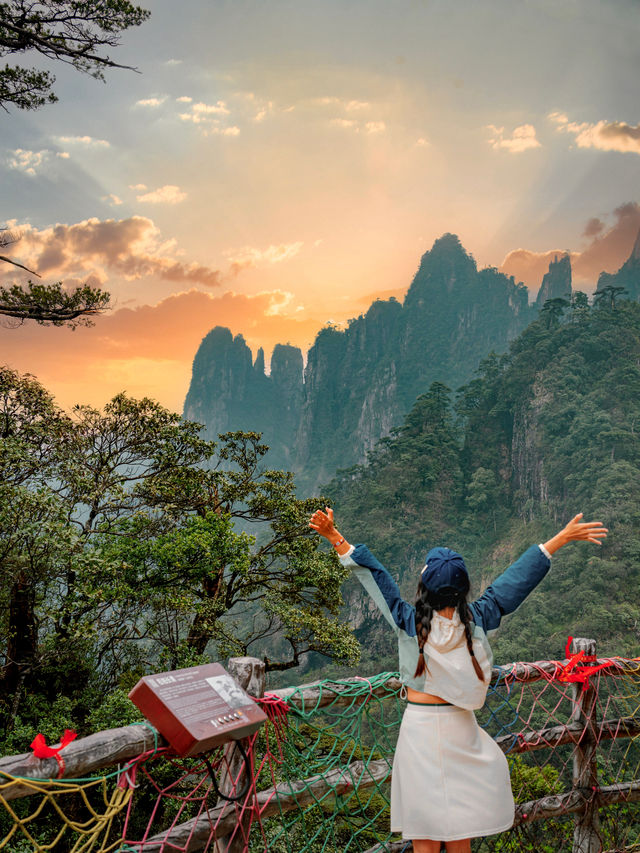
542;513;608;554
470;514;607;631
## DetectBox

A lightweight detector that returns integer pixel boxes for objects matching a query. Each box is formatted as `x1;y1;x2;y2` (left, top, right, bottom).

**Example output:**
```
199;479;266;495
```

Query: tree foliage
0;0;150;111
0;367;358;750
0;229;112;326
0;279;111;326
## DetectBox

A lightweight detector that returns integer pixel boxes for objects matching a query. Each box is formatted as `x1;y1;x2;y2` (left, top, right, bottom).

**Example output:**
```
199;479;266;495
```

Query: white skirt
391;703;515;841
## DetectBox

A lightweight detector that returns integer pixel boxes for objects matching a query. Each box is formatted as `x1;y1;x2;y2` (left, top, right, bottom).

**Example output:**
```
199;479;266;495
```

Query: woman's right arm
309;507;414;633
308;507;352;555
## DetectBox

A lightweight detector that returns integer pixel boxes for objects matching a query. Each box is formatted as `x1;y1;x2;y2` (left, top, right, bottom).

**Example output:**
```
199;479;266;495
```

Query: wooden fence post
571;638;601;853
214;656;265;853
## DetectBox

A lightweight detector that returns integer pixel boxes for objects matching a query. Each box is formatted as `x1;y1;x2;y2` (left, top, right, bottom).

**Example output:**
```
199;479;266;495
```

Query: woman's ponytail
413;580;433;677
458;600;485;682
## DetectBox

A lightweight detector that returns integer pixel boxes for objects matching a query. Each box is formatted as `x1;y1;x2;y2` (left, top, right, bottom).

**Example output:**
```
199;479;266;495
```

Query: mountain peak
406;234;477;306
426;232;470;261
536;253;572;308
632;228;640;261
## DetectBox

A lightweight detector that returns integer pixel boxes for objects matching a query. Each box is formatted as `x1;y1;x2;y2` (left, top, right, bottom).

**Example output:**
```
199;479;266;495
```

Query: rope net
2;654;640;852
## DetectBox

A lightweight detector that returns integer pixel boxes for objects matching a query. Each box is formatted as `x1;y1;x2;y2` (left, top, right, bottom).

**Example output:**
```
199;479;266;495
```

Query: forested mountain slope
324;298;640;676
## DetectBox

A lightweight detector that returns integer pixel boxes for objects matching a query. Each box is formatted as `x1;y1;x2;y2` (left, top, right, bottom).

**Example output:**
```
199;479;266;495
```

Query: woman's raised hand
560;513;608;544
543;513;608;555
309;507;337;540
308;507;352;554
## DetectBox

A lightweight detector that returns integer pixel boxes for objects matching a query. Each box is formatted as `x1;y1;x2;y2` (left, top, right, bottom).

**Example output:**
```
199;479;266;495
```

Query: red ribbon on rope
558;636;611;689
257;693;290;723
31;729;77;778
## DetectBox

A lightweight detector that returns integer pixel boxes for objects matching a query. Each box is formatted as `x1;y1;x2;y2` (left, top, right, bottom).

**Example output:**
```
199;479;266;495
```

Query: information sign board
128;662;268;756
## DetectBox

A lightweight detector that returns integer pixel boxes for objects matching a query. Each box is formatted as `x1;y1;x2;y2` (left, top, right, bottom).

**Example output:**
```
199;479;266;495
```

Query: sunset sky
2;0;640;412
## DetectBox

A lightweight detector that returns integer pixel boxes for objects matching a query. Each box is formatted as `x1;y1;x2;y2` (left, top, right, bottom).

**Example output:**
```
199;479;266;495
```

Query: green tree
465;466;501;530
0;367;358;745
593;285;628;310
0;279;110;327
570;290;590;321
539;296;570;328
0;0;150;111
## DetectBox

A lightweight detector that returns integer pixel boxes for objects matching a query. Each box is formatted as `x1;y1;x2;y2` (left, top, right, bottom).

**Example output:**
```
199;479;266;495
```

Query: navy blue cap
421;547;469;594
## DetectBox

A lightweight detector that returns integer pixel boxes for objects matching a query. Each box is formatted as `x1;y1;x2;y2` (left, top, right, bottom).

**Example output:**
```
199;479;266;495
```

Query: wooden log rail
0;722;162;801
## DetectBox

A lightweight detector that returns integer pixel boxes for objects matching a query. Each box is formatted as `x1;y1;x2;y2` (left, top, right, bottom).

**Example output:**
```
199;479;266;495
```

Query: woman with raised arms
309;508;607;853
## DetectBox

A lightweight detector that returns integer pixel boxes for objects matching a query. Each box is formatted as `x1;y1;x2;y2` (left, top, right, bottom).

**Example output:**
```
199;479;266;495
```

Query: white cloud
56;135;110;148
57;151;70;159
315;96;341;107
487;124;541;153
103;194;123;206
192;101;230;116
317;93;385;135
315;96;371;112
345;100;371;112
165;59;182;66
416;137;429;147
330;118;359;131
178;100;240;136
176;96;192;103
129;183;147;191
211;126;241;136
136;185;187;204
7;149;49;176
329;117;385;135
550;112;640;155
253;100;274;122
225;242;304;271
136;96;167;108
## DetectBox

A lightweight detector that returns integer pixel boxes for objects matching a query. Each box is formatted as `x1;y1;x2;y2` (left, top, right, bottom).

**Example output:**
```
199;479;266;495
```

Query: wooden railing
2;640;640;852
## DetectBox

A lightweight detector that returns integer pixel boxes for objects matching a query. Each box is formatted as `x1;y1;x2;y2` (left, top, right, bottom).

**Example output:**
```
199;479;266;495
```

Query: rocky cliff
183;327;303;471
535;253;572;307
596;228;640;300
184;234;540;491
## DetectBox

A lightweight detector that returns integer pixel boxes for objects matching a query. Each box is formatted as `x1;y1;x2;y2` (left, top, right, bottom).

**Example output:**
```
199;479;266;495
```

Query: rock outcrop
596;228;640;301
183;327;303;471
535;254;572;308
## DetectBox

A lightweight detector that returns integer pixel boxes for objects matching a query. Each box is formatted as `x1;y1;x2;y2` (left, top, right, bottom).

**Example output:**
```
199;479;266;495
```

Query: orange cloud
500;247;571;291
501;203;640;291
0;289;326;411
3;217;223;288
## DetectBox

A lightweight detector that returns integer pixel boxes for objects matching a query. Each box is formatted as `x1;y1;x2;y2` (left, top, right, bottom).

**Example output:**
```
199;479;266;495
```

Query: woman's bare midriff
406;687;449;704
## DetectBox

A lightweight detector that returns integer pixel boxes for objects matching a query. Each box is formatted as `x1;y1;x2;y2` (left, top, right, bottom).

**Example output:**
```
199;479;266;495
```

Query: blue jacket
340;544;550;696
